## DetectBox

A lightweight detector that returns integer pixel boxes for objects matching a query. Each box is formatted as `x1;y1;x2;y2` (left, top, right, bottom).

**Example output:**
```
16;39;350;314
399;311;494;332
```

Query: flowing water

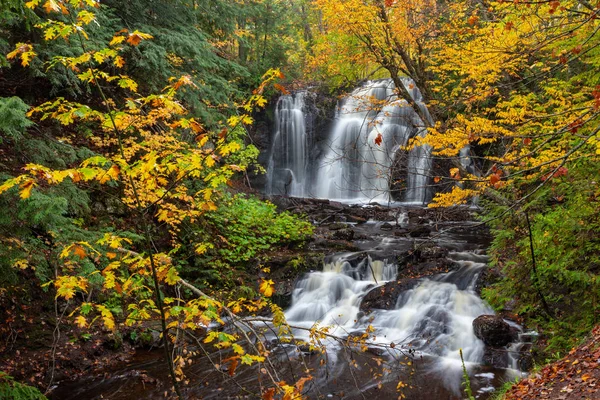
49;217;524;399
266;92;310;197
265;79;433;204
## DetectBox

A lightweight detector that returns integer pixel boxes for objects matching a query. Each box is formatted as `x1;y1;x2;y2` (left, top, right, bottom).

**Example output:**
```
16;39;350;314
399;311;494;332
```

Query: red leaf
374;133;383;146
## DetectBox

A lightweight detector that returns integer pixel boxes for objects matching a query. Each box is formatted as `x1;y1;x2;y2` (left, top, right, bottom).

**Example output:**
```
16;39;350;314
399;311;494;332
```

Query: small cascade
278;248;509;397
370;258;491;364
265;92;309;197
284;251;491;365
285;255;397;336
311;79;432;203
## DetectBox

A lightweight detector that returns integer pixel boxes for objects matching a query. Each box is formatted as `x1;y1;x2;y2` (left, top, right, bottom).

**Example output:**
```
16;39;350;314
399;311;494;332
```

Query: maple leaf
259;279;274;297
43;0;60;13
109;35;126;46
273;83;289;95
75;315;87;328
72;244;87;259
374;132;383;146
468;15;479;26
107;164;120;180
126;30;153;46
262;387;275;400
19;179;35;199
165;267;180;285
490;173;500;185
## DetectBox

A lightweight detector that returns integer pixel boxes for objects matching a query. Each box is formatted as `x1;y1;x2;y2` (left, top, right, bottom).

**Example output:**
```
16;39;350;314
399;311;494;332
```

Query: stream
49;207;526;399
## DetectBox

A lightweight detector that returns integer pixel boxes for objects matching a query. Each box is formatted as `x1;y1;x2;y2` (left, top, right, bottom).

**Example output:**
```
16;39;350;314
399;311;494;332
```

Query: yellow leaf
259;279;274;297
25;0;39;9
13;259;29;270
19;180;35;199
114;56;125;68
75;315;87;328
107;164;120;180
109;35;126;46
93;52;105;64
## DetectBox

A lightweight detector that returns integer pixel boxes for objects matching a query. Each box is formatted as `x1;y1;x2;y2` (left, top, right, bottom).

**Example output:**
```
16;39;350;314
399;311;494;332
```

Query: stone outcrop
473;314;513;347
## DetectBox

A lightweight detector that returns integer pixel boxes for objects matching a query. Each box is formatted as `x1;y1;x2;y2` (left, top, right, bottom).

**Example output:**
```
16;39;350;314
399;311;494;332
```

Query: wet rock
473;315;513;347
346;214;367;224
360;278;422;311
415;244;448;259
331;228;355;241
517;350;534;371
408;225;431;237
328;222;347;231
481;347;509;368
380;222;394;231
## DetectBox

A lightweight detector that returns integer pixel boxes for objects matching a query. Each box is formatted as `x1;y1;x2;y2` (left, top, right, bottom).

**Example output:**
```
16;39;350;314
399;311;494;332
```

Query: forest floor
505;325;600;399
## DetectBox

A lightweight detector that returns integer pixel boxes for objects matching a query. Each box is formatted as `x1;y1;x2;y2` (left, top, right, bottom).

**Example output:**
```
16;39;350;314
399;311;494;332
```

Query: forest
0;0;598;399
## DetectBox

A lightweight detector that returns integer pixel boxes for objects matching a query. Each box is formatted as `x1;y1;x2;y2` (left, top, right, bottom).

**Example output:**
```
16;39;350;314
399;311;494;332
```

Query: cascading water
274;246;521;398
265;92;309;197
368;252;491;363
264;79;433;203
285;255;397;337
311;78;432;204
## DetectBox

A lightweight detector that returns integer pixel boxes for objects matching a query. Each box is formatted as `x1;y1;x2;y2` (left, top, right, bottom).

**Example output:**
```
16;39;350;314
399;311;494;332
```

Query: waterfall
311;79;432;204
264;79;433;203
265;92;309;197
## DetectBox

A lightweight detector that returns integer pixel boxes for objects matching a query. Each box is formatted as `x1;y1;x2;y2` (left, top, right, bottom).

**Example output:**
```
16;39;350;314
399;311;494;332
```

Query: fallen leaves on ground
506;325;600;400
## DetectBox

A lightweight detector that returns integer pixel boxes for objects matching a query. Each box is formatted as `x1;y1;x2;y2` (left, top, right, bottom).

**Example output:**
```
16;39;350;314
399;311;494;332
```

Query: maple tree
0;1;316;398
306;0;600;361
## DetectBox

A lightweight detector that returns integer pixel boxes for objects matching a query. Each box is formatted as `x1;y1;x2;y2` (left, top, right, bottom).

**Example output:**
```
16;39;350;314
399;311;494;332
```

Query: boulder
481;347;509;368
380;222;394;231
408;225;431;237
473;315;513;347
332;228;355;241
360;278;422;311
328;222;347;231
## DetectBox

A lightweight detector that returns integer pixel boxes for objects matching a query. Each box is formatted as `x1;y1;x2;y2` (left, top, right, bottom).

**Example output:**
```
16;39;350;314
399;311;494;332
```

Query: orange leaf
114;56;125;68
581;373;591;382
274;83;289;95
262;388;275;400
43;0;60;13
127;33;142;46
227;357;239;377
19;180;35;199
490;173;500;185
73;245;87;259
